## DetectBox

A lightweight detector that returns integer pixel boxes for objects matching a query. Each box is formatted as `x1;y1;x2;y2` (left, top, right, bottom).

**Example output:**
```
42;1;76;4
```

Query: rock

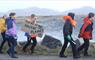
41;35;62;49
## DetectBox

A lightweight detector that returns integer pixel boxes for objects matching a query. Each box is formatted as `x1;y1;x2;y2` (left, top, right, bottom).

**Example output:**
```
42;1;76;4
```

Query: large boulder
41;35;62;49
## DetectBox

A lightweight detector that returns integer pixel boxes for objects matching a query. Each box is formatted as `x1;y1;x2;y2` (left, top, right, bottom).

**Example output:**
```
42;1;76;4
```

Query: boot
0;51;4;54
59;54;67;58
84;53;91;57
30;45;35;54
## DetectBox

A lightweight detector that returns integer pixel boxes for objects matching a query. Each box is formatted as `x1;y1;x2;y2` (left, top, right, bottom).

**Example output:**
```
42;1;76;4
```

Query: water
16;17;95;44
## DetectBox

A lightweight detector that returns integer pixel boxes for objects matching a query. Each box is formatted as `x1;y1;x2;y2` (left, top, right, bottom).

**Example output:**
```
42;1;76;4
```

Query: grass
16;44;61;56
1;42;95;57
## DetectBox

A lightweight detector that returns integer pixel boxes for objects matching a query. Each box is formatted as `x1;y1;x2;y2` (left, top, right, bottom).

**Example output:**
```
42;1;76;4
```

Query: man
5;12;18;58
78;12;95;57
22;14;37;54
59;13;79;58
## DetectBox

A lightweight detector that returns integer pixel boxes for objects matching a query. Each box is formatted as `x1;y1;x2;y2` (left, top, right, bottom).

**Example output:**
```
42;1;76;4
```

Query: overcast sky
0;0;95;12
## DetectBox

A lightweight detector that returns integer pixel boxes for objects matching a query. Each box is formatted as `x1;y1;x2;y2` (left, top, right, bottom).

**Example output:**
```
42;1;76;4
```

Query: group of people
0;13;38;58
59;12;94;58
0;12;95;59
0;13;18;58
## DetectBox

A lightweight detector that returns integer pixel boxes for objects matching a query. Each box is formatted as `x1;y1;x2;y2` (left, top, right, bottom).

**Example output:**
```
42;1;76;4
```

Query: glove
78;34;82;38
67;35;76;45
67;35;71;41
14;35;18;40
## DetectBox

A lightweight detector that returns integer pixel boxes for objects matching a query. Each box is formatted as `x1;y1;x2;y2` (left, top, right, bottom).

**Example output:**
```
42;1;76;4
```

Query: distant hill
62;6;95;15
7;6;95;16
0;6;95;16
6;7;61;16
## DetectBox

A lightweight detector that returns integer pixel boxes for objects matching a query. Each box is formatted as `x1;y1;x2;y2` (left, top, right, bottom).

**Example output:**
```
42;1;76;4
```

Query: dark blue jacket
5;17;13;29
63;20;73;36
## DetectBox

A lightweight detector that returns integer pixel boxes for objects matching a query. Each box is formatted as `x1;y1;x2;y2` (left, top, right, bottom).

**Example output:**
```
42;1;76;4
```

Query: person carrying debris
59;13;80;58
22;14;37;54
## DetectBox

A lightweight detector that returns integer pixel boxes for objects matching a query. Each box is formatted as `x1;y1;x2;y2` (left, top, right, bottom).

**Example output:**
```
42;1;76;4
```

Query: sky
0;0;95;12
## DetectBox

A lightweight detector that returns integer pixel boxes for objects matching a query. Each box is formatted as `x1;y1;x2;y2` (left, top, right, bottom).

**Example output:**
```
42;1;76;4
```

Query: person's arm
25;19;31;23
25;18;37;24
80;22;89;35
5;18;13;30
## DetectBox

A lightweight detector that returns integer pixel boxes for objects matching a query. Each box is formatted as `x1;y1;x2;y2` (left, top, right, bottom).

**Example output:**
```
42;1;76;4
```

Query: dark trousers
78;39;89;55
60;35;77;57
7;36;17;57
0;32;11;52
23;37;37;52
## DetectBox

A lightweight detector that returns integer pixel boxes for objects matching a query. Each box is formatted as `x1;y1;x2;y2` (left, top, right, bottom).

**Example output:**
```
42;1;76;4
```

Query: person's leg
0;40;6;53
83;39;90;56
77;38;85;53
7;39;11;47
14;39;18;54
30;37;37;53
0;32;6;53
23;37;31;52
7;36;12;57
70;41;77;57
8;37;18;58
70;36;80;58
59;37;68;57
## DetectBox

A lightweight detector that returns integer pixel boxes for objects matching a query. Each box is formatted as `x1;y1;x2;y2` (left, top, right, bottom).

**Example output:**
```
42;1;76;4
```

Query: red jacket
79;17;93;40
31;34;37;38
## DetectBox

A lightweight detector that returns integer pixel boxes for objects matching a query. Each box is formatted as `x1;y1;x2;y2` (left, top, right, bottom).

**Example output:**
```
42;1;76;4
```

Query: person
78;12;95;57
59;13;79;58
22;14;37;54
0;15;11;53
5;12;18;58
